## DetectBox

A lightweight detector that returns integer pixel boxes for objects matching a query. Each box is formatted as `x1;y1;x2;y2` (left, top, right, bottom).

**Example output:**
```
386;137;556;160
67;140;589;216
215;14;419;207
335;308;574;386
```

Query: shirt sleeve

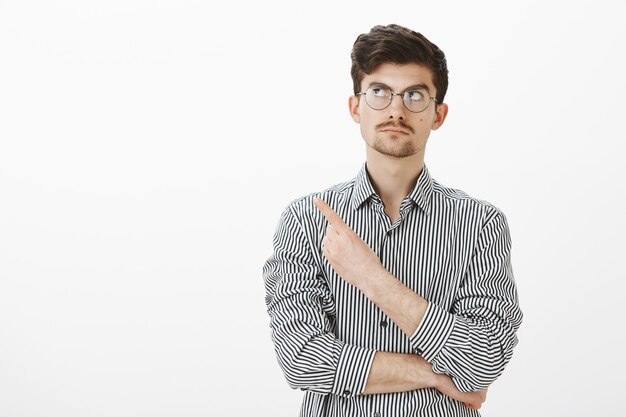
263;205;376;397
408;208;523;392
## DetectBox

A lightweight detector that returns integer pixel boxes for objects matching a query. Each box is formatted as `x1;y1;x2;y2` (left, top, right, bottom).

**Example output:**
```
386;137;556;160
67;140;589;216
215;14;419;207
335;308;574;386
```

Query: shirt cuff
330;342;377;398
409;301;456;362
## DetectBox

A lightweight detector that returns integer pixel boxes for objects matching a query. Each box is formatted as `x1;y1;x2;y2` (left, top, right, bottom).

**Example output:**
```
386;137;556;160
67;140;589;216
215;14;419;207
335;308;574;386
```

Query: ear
349;95;361;123
431;102;449;131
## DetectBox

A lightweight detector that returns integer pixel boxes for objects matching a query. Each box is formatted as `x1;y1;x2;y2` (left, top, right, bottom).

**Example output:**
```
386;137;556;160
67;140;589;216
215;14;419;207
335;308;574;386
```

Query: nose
387;93;406;119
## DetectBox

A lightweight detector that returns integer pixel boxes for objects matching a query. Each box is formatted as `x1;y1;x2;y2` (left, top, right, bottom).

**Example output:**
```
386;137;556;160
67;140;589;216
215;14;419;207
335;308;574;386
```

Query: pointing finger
313;197;347;231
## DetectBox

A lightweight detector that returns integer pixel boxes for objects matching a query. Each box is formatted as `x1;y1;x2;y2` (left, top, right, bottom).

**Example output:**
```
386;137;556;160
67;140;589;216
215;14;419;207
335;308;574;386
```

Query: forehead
361;63;436;93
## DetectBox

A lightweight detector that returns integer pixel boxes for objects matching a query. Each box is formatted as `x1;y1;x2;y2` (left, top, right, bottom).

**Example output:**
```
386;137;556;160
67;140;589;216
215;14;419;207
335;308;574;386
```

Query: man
263;24;522;416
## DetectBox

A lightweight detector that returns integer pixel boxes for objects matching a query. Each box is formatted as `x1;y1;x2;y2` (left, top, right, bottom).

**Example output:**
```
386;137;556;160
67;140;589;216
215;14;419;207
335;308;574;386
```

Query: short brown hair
351;24;448;103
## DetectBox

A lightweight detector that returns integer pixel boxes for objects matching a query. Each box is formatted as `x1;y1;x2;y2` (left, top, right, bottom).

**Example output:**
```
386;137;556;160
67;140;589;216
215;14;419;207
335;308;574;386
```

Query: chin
371;141;418;158
375;147;417;158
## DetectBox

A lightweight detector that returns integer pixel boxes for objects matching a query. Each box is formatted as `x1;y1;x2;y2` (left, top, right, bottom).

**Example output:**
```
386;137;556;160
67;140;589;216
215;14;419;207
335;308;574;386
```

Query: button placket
377;227;389;263
372;198;392;231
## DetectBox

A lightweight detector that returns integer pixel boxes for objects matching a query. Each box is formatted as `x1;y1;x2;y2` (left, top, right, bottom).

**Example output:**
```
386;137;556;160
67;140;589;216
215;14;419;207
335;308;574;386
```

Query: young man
263;24;522;416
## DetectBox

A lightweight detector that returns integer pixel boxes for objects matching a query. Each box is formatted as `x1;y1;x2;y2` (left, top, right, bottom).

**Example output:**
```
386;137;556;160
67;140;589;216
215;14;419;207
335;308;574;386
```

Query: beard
368;134;423;158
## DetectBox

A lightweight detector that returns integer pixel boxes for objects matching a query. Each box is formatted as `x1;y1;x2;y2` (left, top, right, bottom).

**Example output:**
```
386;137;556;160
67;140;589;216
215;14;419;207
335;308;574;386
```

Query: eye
370;86;390;97
405;90;426;102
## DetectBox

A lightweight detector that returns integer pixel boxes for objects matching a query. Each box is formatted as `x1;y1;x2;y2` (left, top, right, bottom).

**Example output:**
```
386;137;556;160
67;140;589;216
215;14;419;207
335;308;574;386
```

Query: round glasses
356;85;437;113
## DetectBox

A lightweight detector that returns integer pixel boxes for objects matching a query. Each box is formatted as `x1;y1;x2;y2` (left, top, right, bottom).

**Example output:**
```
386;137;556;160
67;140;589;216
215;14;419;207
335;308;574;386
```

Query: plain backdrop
1;1;625;416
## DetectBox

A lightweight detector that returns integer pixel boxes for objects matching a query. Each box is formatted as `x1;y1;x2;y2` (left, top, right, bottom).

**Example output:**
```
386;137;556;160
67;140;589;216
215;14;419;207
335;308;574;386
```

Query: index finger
313;197;348;231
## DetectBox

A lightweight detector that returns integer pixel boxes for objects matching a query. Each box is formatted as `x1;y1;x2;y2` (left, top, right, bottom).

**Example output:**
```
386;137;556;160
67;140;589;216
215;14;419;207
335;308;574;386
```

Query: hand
434;373;487;410
313;197;385;291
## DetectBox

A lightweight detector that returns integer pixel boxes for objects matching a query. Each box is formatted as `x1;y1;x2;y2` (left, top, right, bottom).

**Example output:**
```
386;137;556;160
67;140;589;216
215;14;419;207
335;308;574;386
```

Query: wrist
430;372;447;391
409;354;438;389
361;266;391;300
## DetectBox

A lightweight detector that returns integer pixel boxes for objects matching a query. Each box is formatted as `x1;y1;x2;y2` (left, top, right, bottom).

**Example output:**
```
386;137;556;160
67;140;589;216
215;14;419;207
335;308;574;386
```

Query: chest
322;205;480;311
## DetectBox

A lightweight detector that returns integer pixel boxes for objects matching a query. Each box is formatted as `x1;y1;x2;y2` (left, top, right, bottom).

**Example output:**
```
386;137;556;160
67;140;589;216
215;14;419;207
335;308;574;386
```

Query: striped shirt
263;164;522;417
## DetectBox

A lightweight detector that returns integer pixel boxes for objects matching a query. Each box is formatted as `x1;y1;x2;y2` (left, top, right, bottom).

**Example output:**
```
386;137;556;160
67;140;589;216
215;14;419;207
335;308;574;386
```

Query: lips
380;128;409;134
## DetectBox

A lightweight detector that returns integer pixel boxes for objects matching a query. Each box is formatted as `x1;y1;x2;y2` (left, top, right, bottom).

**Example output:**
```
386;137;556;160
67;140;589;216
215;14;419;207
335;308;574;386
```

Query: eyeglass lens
364;86;433;113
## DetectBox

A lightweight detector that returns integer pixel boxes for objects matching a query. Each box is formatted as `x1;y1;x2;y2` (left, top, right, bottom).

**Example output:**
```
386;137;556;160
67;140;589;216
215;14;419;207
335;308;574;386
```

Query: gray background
1;0;625;416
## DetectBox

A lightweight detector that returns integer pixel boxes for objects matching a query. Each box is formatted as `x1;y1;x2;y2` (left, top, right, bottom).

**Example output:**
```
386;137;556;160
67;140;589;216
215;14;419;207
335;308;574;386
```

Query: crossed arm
264;198;520;410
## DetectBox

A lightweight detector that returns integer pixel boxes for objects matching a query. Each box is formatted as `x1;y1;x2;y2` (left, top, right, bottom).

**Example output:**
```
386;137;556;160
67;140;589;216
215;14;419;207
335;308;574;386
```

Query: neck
365;148;424;221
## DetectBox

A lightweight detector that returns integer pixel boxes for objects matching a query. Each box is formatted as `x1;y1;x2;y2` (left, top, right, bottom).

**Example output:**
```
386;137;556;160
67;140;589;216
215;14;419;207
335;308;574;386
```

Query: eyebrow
367;82;432;94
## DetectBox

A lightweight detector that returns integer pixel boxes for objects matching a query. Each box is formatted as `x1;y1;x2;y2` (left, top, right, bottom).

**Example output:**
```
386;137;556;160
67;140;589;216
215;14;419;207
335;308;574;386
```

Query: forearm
361;268;428;338
363;351;487;410
363;351;435;394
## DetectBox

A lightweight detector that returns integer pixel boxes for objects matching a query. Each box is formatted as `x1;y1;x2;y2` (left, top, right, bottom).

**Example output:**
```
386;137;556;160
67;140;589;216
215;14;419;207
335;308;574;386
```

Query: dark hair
351;24;448;103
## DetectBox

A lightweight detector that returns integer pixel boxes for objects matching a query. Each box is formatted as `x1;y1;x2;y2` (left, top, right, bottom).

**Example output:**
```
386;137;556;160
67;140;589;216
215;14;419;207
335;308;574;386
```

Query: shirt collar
350;163;433;215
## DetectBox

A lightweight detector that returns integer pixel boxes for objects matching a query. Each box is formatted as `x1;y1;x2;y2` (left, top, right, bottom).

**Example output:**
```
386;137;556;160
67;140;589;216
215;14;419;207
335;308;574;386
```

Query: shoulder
431;179;507;226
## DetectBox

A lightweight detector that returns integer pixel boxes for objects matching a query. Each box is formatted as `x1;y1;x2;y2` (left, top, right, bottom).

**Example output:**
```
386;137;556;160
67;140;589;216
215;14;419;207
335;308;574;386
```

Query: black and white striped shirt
263;164;522;417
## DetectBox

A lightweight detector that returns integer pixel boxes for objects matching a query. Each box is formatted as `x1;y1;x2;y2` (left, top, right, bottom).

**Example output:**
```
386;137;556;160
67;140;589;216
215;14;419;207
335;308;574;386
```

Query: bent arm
264;207;376;397
412;210;522;391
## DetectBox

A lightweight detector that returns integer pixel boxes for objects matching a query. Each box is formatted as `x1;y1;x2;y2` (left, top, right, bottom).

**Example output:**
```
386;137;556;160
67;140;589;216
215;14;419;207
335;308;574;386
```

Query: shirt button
380;320;388;328
343;389;351;396
414;348;423;355
373;412;381;417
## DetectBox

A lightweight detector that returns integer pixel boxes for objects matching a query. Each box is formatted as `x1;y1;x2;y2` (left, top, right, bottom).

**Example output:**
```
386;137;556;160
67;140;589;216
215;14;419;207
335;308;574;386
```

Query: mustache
376;121;415;134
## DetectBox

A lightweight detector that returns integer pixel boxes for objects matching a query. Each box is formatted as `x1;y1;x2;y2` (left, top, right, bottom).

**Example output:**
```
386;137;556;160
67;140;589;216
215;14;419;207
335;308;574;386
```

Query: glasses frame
356;85;438;113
